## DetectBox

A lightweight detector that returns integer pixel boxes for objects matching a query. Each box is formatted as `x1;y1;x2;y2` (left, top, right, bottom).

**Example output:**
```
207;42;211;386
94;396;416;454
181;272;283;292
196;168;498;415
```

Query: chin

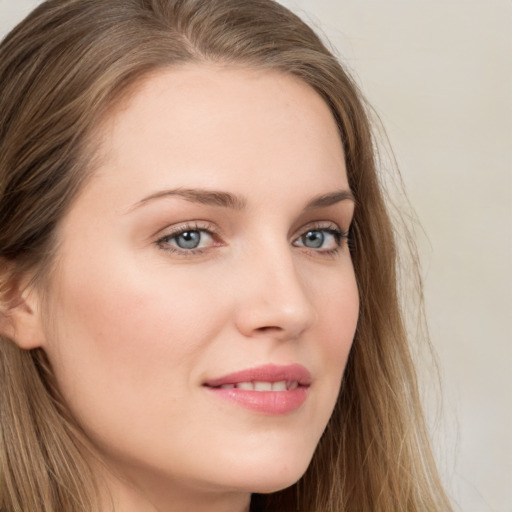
222;448;314;495
249;475;304;495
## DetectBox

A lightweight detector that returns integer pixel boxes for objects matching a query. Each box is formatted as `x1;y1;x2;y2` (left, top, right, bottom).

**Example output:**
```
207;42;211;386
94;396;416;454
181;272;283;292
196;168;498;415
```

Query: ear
0;271;46;350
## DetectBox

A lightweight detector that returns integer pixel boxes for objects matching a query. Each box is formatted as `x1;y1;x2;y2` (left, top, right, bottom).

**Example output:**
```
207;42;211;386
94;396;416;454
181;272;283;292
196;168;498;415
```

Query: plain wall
1;1;511;511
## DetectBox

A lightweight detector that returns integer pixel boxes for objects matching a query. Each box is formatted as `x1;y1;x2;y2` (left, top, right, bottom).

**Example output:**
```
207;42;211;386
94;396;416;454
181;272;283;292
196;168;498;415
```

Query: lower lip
205;386;308;415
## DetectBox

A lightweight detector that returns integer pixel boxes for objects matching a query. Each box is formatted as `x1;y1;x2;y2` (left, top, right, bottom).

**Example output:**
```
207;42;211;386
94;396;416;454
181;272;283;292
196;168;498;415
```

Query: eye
301;230;328;249
172;230;205;249
156;223;217;254
293;225;348;253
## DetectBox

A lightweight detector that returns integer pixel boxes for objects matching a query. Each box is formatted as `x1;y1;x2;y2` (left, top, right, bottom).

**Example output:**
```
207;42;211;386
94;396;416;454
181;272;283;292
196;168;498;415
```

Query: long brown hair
0;1;452;510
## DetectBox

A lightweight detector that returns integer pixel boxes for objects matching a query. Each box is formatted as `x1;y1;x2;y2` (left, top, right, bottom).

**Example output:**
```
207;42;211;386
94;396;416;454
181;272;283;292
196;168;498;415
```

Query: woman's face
36;66;359;509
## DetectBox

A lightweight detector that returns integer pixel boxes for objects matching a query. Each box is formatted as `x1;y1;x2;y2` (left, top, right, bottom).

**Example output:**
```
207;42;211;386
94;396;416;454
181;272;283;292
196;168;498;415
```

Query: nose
233;245;318;341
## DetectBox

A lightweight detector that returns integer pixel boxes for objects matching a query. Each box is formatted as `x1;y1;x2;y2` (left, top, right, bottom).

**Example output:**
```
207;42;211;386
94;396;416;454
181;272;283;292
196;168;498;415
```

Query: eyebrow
128;187;355;212
304;189;355;210
128;187;247;212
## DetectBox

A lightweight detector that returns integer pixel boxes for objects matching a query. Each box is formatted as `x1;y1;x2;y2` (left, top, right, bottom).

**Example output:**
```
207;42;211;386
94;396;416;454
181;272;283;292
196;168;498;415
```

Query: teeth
253;381;272;391
272;381;287;391
217;381;299;391
237;382;254;390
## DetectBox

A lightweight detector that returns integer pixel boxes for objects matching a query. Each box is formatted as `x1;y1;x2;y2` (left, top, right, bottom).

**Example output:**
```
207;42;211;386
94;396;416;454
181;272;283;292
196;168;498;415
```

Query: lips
203;364;311;414
204;363;311;387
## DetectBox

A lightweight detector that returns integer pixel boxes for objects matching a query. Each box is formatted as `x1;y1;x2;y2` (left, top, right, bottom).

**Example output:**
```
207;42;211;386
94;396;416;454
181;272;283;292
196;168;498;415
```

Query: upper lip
203;364;312;388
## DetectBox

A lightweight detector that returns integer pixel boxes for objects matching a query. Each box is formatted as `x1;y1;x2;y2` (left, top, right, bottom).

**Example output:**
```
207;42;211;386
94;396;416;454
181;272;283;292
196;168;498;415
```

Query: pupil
177;231;200;249
304;230;324;248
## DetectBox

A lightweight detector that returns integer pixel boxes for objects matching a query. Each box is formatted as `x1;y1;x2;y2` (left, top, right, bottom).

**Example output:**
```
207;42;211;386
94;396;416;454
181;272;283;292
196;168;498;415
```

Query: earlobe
0;275;46;350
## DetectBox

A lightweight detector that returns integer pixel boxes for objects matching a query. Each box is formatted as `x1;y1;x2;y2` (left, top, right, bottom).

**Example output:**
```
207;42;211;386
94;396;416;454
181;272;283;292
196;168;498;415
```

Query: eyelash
155;221;350;257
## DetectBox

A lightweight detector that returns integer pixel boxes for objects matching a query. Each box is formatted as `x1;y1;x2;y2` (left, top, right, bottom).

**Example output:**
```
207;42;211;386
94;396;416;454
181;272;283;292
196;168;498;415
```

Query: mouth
203;364;311;415
212;380;301;391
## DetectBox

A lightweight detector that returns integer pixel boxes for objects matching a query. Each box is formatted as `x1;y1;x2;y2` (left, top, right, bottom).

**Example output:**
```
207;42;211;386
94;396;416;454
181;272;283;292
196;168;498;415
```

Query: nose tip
234;261;318;340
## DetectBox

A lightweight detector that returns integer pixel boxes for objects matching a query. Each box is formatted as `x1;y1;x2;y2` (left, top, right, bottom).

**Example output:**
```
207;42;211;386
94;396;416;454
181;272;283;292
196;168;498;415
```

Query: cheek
41;250;237;468
315;267;359;398
44;250;225;401
313;263;359;352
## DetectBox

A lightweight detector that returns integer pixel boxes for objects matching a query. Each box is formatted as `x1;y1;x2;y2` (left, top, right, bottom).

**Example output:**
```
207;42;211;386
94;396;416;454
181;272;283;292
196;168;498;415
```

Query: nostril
255;326;283;333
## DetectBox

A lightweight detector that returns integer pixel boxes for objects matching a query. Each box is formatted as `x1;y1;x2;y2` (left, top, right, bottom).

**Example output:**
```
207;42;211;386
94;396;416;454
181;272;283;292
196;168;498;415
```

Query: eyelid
155;220;218;239
292;220;345;239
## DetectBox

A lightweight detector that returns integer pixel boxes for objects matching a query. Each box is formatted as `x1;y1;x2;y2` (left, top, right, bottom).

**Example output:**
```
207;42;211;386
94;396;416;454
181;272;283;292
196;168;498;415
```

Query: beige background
1;1;511;511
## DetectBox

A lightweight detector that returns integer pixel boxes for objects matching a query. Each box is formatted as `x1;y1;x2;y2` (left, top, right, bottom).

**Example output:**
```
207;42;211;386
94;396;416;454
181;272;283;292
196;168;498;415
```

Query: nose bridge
234;236;317;339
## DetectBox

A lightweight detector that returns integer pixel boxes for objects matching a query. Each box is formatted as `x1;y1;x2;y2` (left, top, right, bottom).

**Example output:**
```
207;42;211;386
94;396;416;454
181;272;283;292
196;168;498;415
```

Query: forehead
79;64;349;216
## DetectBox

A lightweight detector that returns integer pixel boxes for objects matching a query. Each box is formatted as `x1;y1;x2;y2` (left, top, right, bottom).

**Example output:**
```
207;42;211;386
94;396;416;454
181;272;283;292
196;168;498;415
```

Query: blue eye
174;230;202;249
157;226;215;253
301;230;326;249
294;227;346;252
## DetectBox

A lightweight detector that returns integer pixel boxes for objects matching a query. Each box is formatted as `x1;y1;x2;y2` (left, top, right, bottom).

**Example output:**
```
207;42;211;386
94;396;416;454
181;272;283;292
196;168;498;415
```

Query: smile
203;364;311;414
216;381;300;391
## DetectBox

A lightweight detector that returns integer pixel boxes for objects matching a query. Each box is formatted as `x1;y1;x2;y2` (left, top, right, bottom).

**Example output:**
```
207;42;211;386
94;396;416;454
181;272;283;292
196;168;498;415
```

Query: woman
0;1;452;511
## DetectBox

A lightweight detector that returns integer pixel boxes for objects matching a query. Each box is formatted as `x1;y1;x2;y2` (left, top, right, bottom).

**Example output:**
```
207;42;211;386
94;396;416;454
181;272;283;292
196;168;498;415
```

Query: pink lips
203;364;311;415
